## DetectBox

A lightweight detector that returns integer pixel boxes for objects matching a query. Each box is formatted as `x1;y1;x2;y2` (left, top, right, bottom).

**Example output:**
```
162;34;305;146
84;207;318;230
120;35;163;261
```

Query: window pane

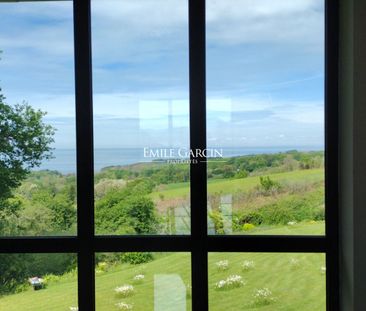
0;253;78;310
91;0;190;235
95;252;191;310
208;252;326;310
206;0;325;235
0;2;76;236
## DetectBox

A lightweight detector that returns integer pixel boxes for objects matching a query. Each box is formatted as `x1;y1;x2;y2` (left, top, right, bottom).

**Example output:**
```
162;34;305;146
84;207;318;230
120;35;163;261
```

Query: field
151;168;323;200
0;225;325;311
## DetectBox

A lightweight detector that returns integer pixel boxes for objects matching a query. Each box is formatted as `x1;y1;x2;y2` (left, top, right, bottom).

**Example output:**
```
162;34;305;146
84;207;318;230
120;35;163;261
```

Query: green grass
151;168;324;200
0;276;78;311
0;223;326;311
245;221;325;235
208;252;325;311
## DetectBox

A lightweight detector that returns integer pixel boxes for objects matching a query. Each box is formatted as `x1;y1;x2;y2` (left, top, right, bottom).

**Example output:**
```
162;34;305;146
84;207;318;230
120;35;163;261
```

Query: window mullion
189;0;208;310
73;0;95;310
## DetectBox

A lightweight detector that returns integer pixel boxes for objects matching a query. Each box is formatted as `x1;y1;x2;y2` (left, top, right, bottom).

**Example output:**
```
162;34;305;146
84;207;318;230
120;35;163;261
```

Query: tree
0;89;55;208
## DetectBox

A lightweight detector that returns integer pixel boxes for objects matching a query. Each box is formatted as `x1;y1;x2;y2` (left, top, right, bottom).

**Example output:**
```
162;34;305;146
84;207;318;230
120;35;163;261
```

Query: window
0;0;338;310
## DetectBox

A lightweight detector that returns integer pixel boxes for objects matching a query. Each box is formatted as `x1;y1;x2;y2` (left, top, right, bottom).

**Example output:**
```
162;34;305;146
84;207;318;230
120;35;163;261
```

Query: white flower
133;274;145;281
115;285;135;297
69;307;78;311
115;302;133;310
215;260;229;271
287;221;297;226
215;275;245;290
241;260;255;271
320;266;326;274
215;280;227;289
253;288;275;305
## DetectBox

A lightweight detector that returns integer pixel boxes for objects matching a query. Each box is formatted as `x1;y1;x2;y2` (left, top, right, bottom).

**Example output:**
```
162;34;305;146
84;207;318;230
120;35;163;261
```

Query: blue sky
0;0;324;150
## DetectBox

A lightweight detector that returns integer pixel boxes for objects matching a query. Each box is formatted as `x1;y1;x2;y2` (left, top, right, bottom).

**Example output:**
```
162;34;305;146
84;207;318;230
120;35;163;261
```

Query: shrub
242;223;255;231
215;275;245;290
234;170;248;179
43;274;62;284
132;274;145;284
120;252;153;265
123;196;159;234
237;211;264;226
208;210;225;234
259;176;281;193
253;288;275;306
95;262;108;274
241;260;255;271
115;285;134;297
95;192;159;235
313;206;325;220
215;260;229;271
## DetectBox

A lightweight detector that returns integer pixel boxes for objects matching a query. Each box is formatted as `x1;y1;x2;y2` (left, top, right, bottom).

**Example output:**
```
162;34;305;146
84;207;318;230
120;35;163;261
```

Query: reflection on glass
0;253;78;310
91;0;190;235
208;252;326;310
0;2;76;236
206;0;325;235
95;252;191;310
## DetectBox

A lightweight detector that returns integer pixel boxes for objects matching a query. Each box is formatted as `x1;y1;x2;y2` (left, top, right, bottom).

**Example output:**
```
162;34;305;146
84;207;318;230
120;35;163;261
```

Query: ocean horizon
36;146;324;174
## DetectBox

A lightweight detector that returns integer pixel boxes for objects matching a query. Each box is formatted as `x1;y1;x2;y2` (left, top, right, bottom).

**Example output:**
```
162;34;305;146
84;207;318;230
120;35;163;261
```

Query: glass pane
0;2;76;236
95;252;191;310
0;253;78;310
91;0;190;235
206;0;325;235
208;252;326;310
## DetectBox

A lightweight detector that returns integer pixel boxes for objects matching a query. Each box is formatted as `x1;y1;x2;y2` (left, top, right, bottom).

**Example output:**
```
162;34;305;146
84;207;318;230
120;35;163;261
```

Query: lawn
0;223;325;311
151;168;324;200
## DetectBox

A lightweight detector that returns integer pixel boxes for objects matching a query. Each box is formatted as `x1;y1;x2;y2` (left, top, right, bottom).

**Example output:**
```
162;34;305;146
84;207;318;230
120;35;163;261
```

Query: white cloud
207;0;324;48
0;1;325;149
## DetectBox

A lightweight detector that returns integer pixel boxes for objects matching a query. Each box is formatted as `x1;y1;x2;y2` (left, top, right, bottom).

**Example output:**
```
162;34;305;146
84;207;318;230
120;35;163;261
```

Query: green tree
122;196;158;234
0;91;55;205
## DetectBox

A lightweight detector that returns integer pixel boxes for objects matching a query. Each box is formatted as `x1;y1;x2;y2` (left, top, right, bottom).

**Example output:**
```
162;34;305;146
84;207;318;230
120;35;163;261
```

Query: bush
235;188;324;227
234;170;248;179
242;223;255;231
208;210;224;234
215;275;245;290
123;196;158;234
237;211;264;226
253;288;276;306
95;186;159;235
120;252;154;265
259;176;281;193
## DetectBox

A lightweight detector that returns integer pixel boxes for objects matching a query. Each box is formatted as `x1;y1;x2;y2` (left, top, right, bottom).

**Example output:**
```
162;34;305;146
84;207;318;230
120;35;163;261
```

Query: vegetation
0;96;55;232
0;150;325;305
0;250;326;310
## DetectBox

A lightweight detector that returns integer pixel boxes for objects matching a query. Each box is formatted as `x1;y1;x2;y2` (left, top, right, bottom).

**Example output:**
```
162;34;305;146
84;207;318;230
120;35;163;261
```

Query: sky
0;0;324;150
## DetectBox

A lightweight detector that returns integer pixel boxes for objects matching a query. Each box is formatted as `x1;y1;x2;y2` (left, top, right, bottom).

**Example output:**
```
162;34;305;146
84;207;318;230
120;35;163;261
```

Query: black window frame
0;0;339;310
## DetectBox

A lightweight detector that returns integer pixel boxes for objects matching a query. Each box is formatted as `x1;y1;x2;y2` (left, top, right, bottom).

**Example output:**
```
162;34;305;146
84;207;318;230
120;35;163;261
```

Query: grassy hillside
151;168;324;200
0;223;325;311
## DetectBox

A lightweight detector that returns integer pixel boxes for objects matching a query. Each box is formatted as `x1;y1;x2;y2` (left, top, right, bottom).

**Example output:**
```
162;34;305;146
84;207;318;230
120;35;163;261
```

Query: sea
36;146;323;174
